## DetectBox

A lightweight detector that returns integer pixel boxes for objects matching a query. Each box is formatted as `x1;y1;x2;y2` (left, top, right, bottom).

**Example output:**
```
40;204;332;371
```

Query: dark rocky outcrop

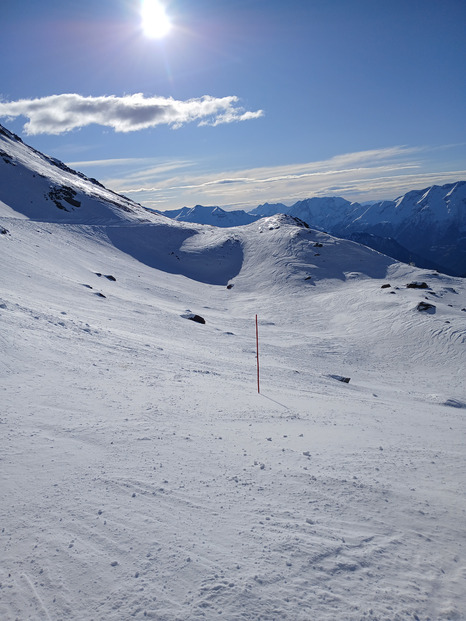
181;311;206;324
329;374;351;383
46;185;81;211
407;282;428;289
416;301;436;312
188;314;205;324
95;273;116;281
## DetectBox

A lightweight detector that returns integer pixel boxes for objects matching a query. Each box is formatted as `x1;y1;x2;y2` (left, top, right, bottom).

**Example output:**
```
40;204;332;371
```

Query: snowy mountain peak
158;203;260;227
249;201;289;216
391;181;466;221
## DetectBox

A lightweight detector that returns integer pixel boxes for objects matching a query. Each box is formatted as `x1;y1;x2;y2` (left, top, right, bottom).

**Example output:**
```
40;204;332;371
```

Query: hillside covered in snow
1;125;466;620
0;125;153;224
160;182;466;278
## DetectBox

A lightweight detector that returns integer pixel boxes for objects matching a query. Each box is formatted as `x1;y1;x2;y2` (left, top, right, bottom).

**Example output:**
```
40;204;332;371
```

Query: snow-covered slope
1;128;466;620
0;125;157;224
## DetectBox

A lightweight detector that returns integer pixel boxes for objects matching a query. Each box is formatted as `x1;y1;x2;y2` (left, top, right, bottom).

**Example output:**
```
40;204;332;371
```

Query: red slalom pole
255;314;260;393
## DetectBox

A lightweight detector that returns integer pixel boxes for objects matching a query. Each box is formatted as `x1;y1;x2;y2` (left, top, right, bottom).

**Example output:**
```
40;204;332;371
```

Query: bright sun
141;0;172;39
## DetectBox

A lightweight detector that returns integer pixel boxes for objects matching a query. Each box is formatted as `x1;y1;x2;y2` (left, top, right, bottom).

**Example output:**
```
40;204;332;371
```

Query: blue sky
1;0;465;210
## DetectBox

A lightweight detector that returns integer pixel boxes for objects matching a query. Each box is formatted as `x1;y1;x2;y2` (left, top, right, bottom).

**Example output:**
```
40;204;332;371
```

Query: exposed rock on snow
181;312;206;324
416;301;436;312
407;281;429;289
443;398;466;408
47;184;81;211
95;273;116;281
328;374;351;383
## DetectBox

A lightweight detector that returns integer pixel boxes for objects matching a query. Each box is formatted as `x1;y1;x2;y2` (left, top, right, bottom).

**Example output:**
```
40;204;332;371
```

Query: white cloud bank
0;93;264;135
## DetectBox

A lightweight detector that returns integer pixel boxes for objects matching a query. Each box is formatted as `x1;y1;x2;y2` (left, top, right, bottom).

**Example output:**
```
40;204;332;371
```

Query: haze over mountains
160;181;466;278
1;123;466;619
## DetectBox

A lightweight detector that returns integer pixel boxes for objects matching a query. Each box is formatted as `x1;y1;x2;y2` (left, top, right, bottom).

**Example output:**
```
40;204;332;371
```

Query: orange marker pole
255;314;260;393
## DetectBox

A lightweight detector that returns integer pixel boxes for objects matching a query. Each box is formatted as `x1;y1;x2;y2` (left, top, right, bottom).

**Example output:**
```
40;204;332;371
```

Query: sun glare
141;0;172;39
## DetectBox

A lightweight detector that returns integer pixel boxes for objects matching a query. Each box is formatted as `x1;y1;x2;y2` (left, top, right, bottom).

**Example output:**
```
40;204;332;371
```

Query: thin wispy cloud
0;93;264;135
114;146;422;194
68;157;195;180
68;157;154;167
98;145;464;210
109;146;419;190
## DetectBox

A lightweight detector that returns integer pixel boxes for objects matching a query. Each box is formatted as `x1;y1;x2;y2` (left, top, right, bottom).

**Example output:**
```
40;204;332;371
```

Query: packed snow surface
1;126;466;620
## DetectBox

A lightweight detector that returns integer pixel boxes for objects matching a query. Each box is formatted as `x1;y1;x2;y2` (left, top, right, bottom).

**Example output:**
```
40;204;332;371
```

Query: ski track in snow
1;211;466;621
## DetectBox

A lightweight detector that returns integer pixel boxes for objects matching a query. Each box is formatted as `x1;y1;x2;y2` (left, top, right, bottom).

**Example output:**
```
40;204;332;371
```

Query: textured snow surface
1;126;466;620
1;212;466;621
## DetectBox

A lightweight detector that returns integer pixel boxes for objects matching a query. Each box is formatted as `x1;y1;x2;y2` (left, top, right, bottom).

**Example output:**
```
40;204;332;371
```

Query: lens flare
141;0;172;39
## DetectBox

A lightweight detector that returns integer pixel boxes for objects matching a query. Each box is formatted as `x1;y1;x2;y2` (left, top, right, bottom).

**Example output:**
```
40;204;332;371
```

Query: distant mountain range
159;182;466;277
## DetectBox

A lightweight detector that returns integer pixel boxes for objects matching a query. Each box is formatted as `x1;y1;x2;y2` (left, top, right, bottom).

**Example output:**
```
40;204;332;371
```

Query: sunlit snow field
1;213;465;621
1;126;466;620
